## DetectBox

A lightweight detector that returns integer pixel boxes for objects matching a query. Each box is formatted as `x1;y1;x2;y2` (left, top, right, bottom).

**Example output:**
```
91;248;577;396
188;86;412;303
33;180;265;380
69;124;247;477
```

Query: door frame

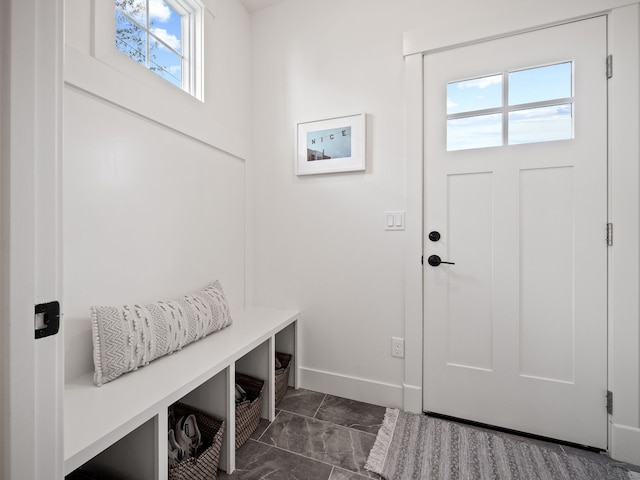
402;4;640;464
1;0;64;478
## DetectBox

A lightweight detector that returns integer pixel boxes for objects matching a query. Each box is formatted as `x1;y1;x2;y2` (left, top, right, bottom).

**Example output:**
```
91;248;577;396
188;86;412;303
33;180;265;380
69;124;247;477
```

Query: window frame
112;0;204;100
171;0;205;99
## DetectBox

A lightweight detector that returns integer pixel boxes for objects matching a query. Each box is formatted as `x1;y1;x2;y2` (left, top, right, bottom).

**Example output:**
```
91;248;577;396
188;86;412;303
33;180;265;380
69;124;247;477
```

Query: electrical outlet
391;337;405;358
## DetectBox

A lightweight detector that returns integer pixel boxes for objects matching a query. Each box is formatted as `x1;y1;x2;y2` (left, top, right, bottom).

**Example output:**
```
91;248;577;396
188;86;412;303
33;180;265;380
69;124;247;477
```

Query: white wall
249;0;640;440
63;0;252;381
250;0;436;407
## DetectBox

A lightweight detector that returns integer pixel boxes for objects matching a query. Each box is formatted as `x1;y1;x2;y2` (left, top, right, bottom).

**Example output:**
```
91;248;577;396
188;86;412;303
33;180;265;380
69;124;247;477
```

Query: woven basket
169;403;225;480
275;352;292;406
235;373;265;449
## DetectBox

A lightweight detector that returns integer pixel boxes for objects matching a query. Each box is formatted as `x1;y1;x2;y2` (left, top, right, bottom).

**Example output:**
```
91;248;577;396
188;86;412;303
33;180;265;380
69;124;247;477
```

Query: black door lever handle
428;255;455;267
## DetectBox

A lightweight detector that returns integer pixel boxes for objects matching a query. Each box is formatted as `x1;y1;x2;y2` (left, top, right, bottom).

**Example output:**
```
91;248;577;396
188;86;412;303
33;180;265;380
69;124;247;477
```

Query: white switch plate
385;211;405;231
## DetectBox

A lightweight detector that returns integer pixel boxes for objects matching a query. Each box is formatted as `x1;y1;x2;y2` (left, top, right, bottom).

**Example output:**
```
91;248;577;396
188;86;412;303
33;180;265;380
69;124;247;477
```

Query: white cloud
149;0;172;22
151;28;181;51
457;75;502;90
510;105;572;122
447;98;458;109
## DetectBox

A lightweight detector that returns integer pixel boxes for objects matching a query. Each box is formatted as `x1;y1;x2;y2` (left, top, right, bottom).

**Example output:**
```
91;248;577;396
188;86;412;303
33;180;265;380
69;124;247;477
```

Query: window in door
447;62;573;151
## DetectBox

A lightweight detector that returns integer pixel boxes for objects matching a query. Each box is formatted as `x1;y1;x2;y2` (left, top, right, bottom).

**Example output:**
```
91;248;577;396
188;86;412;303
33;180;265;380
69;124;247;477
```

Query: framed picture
296;113;366;175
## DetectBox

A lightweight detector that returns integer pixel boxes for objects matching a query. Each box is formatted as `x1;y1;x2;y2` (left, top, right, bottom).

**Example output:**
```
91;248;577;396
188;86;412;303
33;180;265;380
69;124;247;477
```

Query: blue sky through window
116;0;183;88
447;74;502;115
509;104;573;145
115;11;146;65
446;62;573;150
509;63;572;106
448;114;502;151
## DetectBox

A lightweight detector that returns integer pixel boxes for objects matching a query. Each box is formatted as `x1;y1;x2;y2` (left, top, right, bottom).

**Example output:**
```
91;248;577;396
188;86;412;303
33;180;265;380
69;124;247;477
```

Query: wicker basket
275;352;292;406
235;373;265;449
168;403;225;480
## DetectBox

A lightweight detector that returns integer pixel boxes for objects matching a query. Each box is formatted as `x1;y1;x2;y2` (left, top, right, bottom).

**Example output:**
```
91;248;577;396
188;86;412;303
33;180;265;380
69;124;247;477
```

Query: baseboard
611;423;640;465
402;383;422;413
299;367;403;409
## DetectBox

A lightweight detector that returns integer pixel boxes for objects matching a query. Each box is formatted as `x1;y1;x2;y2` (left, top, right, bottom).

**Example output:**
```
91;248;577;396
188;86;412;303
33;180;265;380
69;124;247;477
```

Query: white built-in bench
64;306;299;479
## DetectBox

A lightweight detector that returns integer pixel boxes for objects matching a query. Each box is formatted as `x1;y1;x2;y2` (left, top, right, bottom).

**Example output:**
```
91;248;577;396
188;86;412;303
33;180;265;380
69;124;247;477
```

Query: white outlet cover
391;337;405;357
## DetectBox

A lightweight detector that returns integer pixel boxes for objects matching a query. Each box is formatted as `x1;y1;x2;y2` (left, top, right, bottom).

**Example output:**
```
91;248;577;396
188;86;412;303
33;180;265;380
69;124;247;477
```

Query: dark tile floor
219;388;640;479
218;388;385;479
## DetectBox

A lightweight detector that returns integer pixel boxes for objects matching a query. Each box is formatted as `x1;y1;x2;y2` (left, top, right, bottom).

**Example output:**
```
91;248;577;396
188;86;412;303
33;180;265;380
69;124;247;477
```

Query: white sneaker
176;414;202;458
235;384;247;403
168;429;184;467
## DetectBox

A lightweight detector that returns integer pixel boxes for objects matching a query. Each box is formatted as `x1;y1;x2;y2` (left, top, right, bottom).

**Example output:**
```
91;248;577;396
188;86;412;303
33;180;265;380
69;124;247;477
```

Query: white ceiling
239;0;285;12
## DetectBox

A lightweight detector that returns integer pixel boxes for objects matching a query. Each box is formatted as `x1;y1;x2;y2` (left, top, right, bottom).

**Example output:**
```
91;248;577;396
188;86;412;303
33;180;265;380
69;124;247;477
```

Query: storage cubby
275;321;298;390
236;339;272;419
68;417;156;480
178;368;230;471
167;402;225;480
63;307;299;479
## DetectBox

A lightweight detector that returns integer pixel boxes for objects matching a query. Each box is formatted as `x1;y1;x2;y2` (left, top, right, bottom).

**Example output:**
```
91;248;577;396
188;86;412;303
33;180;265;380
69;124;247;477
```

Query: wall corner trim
611;423;640;465
402;383;422;413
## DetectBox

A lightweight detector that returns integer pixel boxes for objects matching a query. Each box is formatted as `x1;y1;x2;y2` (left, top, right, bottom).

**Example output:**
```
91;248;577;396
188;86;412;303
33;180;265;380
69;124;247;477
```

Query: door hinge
421;255;424;265
606;223;613;246
606;54;613;79
607;390;613;415
35;301;60;339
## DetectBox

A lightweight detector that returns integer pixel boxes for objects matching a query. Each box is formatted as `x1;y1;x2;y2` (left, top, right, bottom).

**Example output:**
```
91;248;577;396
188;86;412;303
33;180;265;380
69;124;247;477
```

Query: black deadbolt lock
428;231;441;242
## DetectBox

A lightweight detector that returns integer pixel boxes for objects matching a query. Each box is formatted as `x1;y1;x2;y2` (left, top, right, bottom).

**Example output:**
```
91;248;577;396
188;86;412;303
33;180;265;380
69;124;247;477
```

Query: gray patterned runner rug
365;409;640;480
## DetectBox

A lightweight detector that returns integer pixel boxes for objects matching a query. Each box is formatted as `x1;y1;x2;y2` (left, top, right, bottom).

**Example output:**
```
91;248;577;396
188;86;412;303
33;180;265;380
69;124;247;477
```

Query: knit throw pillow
91;281;233;386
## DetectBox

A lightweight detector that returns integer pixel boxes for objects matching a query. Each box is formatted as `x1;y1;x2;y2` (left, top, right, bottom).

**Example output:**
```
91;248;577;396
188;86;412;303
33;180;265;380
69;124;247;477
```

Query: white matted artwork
296;113;366;175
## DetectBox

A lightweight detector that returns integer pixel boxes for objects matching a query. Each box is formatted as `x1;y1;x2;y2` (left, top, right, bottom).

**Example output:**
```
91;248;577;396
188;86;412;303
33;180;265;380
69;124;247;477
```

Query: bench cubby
64;306;299;479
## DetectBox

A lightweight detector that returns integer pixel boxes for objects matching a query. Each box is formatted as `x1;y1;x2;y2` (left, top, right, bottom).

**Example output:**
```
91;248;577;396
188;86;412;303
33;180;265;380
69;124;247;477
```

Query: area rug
365;408;640;480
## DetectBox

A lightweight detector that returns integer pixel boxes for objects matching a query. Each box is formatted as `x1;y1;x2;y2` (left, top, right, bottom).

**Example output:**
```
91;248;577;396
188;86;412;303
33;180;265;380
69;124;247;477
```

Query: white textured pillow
91;281;232;386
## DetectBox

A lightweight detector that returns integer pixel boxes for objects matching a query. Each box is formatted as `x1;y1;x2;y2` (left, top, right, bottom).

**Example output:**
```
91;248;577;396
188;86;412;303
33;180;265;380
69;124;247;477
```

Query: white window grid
115;0;204;99
446;61;575;147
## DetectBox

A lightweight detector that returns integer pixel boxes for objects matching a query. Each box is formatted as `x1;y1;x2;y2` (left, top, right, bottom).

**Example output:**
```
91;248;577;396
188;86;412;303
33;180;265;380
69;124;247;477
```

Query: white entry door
423;17;608;448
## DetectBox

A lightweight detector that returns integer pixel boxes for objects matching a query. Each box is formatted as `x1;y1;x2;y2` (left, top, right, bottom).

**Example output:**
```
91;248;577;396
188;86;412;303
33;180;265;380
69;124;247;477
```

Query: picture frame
296;113;366;175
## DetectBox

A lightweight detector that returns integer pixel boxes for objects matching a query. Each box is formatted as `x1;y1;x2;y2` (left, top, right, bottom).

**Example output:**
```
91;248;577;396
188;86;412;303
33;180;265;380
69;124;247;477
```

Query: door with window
423;17;608;448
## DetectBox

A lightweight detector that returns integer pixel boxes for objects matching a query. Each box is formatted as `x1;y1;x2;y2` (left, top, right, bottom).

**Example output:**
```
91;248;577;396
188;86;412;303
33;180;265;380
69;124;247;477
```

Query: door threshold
424;411;604;454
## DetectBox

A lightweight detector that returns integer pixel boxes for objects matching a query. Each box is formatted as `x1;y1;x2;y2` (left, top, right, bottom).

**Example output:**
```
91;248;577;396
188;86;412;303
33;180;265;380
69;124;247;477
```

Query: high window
115;0;203;98
447;62;574;151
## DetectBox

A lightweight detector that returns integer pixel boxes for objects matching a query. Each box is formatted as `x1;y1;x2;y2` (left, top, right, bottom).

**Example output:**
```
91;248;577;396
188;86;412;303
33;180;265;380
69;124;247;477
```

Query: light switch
387;215;395;228
385;211;405;231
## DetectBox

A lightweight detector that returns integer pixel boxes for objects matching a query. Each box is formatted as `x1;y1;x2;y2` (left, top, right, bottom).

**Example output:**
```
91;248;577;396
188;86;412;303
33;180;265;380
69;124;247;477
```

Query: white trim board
611;424;640;464
607;3;640;464
5;0;65;478
401;46;424;416
402;0;637;56
299;367;403;409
